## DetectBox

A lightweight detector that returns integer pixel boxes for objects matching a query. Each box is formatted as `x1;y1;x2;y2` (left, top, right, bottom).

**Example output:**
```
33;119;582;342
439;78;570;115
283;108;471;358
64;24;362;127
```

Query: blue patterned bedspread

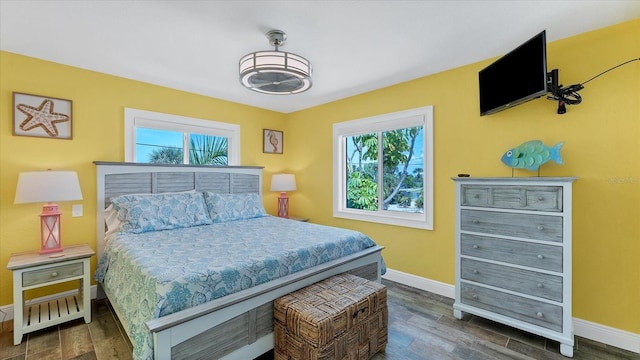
94;216;384;360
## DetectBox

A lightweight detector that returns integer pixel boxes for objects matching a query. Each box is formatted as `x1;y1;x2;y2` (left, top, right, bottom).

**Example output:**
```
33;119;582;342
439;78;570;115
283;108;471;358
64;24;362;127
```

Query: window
333;106;433;230
124;108;240;165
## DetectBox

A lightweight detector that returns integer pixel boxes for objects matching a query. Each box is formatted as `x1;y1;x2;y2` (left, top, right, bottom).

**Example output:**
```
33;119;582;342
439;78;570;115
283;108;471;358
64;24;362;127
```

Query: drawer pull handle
536;312;544;318
537;225;545;231
472;294;479;300
472;220;480;224
51;272;59;277
472;245;479;249
472;270;479;274
538;196;544;201
537;283;544;288
537;254;545;259
474;194;480;199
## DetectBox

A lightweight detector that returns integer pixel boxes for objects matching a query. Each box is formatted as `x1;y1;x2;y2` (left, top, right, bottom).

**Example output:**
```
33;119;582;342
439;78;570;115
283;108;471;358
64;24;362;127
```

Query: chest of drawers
452;177;576;357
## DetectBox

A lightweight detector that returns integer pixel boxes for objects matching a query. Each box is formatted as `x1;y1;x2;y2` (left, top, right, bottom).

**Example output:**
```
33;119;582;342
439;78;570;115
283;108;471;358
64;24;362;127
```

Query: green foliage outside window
189;136;228;165
147;135;228;165
346;126;423;212
148;147;182;164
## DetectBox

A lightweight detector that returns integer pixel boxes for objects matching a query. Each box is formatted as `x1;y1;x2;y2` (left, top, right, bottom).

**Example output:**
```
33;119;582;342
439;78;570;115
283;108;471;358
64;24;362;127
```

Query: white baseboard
383;268;455;298
383;268;640;354
573;318;640;354
0;285;99;323
2;275;638;354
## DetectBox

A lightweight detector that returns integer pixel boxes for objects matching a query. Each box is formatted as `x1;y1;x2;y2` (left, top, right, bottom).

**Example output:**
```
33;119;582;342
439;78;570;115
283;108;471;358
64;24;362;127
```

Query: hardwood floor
0;298;132;360
376;280;639;360
1;280;638;360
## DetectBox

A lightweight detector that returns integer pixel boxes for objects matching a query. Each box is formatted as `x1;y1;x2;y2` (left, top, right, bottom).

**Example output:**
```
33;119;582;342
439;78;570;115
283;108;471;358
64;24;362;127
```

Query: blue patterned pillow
203;192;268;223
110;192;212;234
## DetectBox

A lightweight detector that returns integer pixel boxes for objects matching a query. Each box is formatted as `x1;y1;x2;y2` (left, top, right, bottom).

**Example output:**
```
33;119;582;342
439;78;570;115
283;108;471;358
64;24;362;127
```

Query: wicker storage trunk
274;273;388;360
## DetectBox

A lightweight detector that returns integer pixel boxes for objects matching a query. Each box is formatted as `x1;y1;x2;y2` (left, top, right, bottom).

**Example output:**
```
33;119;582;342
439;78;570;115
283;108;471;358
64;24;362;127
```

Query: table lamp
14;170;83;254
270;174;296;218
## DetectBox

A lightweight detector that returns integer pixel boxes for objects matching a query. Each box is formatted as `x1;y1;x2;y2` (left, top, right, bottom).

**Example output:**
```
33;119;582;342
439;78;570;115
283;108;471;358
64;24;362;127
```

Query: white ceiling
1;1;638;113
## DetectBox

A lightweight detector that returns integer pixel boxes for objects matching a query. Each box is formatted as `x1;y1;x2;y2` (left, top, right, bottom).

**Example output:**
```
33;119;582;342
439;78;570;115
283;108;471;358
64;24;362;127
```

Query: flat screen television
479;30;548;116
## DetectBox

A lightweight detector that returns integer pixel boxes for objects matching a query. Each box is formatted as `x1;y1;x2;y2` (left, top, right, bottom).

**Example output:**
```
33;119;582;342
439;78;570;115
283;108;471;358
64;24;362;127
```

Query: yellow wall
1;19;638;336
289;19;640;334
0;53;290;301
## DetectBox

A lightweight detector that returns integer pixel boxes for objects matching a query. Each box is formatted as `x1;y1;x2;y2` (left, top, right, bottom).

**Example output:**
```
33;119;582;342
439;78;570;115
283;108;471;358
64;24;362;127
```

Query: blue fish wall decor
501;140;564;171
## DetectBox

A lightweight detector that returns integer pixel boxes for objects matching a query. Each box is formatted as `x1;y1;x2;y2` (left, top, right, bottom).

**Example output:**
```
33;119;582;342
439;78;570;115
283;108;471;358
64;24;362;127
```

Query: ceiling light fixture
239;30;312;95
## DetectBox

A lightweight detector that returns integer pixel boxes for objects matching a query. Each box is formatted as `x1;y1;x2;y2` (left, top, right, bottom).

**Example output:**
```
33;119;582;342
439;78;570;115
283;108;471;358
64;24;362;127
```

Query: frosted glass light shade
239;30;312;95
239;51;312;94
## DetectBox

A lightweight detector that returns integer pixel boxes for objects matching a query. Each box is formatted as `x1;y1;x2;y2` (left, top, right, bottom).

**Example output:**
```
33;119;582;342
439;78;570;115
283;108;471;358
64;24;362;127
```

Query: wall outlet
72;204;83;217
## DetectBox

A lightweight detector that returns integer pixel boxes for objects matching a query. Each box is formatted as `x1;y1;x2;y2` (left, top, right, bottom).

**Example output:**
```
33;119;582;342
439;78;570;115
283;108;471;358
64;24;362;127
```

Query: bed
94;162;385;360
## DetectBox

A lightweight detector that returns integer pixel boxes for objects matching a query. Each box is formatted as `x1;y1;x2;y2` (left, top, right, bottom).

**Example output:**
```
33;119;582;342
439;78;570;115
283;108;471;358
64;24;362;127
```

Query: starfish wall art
13;92;73;139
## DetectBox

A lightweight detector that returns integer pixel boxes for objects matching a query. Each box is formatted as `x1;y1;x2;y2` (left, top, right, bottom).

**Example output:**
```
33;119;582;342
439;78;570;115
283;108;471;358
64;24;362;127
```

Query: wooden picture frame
13;92;73;139
263;129;283;154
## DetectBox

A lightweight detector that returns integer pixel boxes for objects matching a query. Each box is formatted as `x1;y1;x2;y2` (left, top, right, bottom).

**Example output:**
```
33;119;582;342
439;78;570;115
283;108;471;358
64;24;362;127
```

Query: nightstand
6;244;94;345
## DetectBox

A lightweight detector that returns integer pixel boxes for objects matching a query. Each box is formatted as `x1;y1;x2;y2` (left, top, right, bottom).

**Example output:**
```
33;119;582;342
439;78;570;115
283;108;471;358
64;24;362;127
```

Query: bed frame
94;162;385;360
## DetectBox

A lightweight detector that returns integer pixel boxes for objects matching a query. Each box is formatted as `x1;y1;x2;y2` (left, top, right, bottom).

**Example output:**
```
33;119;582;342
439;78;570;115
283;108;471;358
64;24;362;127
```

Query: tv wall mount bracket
546;69;583;114
545;58;639;114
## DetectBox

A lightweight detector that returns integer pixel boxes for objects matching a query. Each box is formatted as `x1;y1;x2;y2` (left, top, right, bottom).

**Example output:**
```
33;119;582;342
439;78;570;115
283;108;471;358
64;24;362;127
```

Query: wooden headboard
94;161;264;257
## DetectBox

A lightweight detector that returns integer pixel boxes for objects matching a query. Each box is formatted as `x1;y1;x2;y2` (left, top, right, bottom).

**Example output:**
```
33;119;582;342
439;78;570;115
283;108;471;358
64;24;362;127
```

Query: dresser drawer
461;209;563;242
461;185;562;212
460;282;562;332
22;262;84;287
461;258;562;302
460;234;562;272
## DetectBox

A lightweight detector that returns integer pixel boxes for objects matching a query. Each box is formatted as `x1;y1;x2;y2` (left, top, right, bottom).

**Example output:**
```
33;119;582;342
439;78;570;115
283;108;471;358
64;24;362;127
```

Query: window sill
333;209;433;230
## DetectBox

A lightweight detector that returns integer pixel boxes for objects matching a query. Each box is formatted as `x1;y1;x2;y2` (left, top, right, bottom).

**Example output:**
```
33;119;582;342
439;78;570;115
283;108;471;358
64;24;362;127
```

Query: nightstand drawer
22;262;84;287
460;234;562;272
460;282;563;332
461;209;563;242
461;185;562;212
461;258;562;301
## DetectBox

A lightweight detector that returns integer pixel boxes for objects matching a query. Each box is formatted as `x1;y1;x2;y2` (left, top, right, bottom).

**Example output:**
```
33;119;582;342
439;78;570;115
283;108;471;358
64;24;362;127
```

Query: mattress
94;216;384;360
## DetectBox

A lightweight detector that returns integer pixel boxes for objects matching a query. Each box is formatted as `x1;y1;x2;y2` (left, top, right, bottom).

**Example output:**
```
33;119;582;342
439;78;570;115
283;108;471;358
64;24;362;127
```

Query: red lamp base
40;203;63;255
277;192;290;218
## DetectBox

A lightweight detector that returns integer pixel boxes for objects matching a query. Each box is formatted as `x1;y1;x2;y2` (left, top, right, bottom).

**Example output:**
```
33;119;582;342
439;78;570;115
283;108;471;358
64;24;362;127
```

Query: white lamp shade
270;174;297;192
15;171;83;204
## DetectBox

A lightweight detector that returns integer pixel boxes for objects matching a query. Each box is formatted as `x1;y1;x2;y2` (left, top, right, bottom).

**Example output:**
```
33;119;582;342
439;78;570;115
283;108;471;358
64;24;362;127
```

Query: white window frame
124;108;240;165
333;106;434;230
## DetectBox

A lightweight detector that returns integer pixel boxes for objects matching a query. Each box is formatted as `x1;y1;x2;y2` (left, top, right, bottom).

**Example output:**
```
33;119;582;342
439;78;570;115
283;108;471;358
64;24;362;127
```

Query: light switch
72;204;83;217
